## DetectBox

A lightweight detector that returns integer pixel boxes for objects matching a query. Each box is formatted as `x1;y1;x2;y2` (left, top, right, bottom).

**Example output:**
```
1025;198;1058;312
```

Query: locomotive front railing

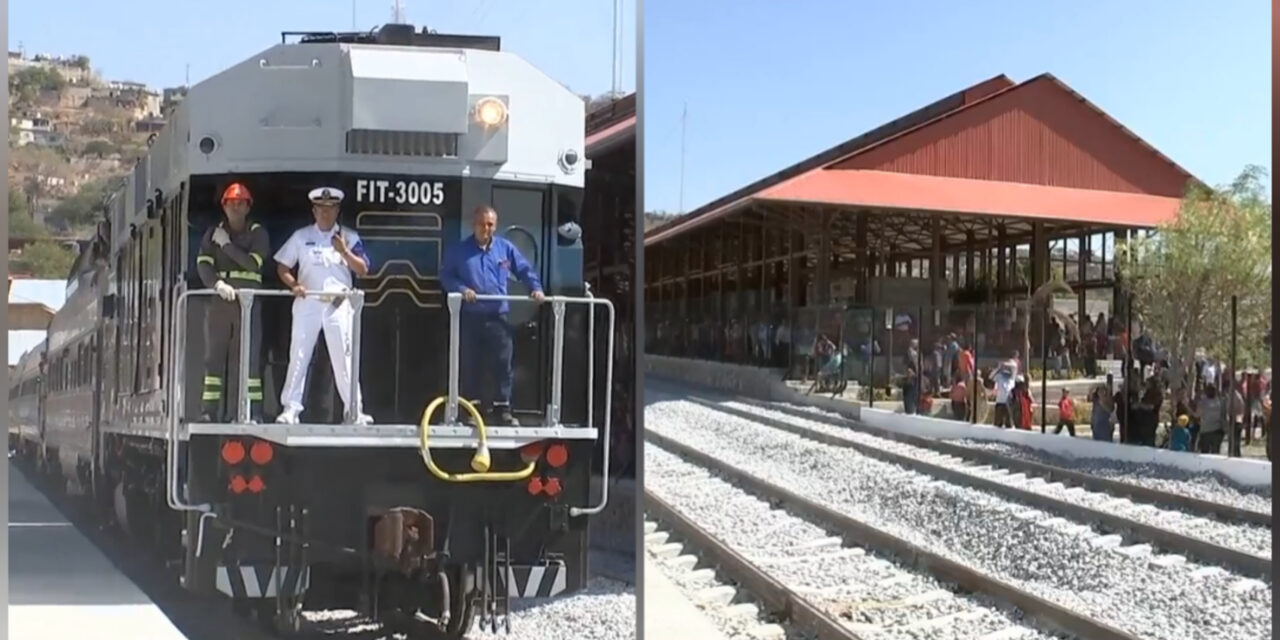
444;291;615;516
166;286;366;514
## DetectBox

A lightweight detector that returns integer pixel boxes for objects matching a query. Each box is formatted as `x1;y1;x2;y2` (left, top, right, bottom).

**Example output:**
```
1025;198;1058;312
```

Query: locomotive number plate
355;179;447;206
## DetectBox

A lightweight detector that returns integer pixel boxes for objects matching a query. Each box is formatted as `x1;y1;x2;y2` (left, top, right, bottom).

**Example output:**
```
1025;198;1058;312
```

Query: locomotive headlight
474;97;508;127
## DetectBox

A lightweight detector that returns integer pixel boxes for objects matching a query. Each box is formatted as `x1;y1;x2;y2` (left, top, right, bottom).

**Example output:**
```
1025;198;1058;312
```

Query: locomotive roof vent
285;24;501;51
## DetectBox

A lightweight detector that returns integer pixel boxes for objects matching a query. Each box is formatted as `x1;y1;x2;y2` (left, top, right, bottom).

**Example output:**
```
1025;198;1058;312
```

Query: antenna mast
391;0;406;23
679;102;688;213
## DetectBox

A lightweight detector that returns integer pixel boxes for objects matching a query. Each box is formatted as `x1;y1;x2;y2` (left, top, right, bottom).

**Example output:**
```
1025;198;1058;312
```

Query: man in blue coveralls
441;204;545;426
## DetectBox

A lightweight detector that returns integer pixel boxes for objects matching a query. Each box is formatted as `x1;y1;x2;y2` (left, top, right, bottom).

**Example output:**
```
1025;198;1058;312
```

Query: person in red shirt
1054;388;1076;436
1013;377;1034;429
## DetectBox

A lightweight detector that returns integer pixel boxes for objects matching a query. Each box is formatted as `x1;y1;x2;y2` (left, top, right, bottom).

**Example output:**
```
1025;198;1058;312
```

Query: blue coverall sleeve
508;242;543;292
440;243;463;293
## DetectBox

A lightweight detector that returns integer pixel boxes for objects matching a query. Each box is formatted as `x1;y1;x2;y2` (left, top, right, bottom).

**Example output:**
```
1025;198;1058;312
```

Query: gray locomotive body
13;25;614;638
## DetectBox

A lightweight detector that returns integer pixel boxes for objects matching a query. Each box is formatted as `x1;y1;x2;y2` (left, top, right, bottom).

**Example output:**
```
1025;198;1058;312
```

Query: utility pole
352;0;357;28
679;101;688;214
185;63;190;87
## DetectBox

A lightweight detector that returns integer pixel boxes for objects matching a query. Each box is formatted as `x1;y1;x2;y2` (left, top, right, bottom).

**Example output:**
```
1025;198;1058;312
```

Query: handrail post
585;284;595;433
446;292;462;425
236;291;253;425
547;299;566;427
347;290;365;424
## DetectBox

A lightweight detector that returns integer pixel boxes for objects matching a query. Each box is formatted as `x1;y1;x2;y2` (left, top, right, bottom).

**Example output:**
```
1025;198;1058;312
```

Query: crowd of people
647;308;1270;458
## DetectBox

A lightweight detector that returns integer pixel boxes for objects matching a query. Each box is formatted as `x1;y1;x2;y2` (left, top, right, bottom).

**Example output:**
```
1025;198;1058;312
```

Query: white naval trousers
279;296;364;415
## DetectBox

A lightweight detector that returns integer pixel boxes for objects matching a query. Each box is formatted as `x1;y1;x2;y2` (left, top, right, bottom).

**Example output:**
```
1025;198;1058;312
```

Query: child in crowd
1054;388;1076;436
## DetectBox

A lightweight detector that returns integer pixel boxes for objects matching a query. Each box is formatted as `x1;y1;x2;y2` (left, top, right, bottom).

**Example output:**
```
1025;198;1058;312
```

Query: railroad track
744;395;1271;527
677;394;1272;580
645;389;1272;640
646;445;1080;640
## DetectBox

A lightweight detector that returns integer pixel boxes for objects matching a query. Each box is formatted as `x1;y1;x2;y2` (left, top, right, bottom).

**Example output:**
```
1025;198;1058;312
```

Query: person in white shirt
273;187;374;425
992;354;1018;428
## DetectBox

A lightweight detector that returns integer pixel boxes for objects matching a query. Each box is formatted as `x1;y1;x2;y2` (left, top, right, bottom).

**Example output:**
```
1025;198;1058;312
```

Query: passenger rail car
17;24;616;639
9;337;46;454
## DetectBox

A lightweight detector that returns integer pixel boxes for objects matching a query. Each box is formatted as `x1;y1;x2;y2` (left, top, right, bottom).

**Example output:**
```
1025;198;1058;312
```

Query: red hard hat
222;182;252;203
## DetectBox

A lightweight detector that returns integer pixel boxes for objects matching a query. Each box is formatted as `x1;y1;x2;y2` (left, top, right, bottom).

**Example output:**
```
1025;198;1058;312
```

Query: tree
581;91;625;114
70;55;91;70
1017;277;1077;382
8;187;49;239
50;180;110;227
1117;165;1272;385
83;139;117;157
10;66;66;106
12;241;78;279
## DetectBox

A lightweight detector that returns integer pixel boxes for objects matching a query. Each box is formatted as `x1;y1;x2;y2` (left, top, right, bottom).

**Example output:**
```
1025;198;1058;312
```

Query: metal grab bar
444;291;615;516
166;287;368;516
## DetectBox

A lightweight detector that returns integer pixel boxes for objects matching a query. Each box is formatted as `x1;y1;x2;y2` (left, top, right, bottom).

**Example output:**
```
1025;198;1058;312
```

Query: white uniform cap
309;186;344;203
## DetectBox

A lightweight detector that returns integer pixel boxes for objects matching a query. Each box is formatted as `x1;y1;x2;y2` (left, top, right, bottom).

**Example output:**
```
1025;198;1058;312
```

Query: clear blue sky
9;0;635;98
643;1;1271;214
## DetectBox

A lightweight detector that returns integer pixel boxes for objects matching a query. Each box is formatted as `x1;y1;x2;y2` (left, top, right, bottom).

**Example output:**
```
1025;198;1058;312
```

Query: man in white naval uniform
273;186;374;425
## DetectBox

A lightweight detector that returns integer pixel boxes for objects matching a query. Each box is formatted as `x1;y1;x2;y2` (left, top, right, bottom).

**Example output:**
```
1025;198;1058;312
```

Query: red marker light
543;477;562;497
247;475;266;493
519;442;545;463
545;444;568;468
229;475;248;494
221;441;246;465
527;477;544;495
249;441;273;465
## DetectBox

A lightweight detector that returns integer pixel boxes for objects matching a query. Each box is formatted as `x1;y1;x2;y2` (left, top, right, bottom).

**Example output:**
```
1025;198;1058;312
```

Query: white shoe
276;410;300;424
354;413;374;425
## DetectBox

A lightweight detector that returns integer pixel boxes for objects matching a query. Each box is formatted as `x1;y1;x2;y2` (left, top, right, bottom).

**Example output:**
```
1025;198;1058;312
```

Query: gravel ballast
777;400;1272;514
717;400;1272;560
648;445;1055;640
646;393;1272;640
467;577;636;640
954;440;1272;514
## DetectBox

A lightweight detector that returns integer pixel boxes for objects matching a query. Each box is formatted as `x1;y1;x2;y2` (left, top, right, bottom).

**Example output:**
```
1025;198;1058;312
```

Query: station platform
9;466;188;640
642;553;731;640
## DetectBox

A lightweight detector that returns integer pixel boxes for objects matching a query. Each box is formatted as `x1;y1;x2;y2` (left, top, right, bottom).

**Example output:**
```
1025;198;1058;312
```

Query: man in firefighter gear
274;186;374;425
196;182;271;423
441;204;544;426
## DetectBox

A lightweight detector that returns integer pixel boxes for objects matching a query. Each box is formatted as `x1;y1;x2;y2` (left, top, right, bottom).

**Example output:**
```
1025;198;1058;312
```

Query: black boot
460;399;482;427
490;404;520;427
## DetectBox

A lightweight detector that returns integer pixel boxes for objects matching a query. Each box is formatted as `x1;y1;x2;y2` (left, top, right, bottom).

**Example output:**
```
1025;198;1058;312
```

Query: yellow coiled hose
419;396;536;482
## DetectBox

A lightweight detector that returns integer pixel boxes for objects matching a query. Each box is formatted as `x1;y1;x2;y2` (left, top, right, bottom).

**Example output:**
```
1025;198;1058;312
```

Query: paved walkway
643;553;731;640
9;466;188;639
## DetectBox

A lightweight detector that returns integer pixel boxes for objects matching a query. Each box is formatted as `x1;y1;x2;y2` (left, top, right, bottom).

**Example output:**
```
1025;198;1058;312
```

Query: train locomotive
9;24;617;638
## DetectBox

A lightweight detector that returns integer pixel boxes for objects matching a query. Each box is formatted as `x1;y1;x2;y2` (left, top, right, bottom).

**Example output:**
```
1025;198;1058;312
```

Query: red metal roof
759;170;1184;227
585;114;635;155
646;73;1200;247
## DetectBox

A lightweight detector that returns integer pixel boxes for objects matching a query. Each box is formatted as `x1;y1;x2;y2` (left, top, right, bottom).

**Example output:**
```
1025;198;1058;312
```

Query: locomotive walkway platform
9;465;188;640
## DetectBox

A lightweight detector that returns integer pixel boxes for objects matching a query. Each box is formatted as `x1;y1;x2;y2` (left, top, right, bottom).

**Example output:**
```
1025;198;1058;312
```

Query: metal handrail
445;291;615;516
166;287;367;516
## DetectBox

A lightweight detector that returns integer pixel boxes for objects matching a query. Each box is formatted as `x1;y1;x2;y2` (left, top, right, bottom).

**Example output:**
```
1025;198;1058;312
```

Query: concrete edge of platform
646;355;1271;488
858;407;1272;487
641;553;733;640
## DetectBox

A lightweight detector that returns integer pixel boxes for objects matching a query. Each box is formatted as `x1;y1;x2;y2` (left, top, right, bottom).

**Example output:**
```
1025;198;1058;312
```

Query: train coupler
371;507;456;632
